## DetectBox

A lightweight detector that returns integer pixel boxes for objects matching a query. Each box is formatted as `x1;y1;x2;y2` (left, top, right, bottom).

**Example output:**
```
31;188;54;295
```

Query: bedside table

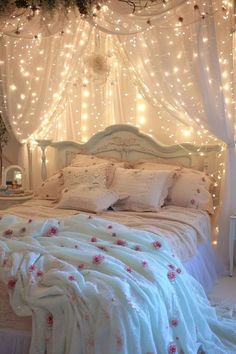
229;215;236;276
0;193;34;210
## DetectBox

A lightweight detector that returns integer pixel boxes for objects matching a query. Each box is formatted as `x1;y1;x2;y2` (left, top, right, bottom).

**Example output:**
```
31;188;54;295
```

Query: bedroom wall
2;134;20;167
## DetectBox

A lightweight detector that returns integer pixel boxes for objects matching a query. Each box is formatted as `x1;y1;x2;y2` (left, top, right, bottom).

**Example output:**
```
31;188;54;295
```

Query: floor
209;269;236;306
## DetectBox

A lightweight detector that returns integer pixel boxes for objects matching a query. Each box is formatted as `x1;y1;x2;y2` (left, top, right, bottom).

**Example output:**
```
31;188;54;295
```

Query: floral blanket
0;213;235;354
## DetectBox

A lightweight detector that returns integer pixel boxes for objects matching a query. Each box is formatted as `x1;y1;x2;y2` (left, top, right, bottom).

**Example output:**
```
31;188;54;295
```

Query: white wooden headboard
47;124;220;175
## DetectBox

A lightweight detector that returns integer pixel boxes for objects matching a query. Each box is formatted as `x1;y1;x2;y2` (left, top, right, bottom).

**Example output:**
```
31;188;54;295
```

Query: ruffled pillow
57;184;120;213
37;172;64;200
111;167;174;211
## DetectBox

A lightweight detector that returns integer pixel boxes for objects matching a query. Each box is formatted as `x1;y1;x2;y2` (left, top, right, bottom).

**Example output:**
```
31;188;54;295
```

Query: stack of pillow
36;154;214;214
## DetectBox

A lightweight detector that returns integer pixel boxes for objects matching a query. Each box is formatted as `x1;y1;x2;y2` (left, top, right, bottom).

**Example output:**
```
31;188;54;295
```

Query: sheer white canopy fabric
0;0;235;262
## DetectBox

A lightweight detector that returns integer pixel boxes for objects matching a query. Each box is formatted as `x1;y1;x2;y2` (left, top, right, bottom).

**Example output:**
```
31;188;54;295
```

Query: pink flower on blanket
125;266;132;273
91;237;97;242
20;227;26;233
47;313;53;327
141;260;148;268
168;342;177;353
28;219;33;223
107;225;113;229
68;275;76;281
78;263;85;270
168;264;176;270
170;319;178;327
134;245;141;251
3;229;13;237
7;276;17;289
37;270;44;277
176;268;182;274
29;264;37;272
152;241;162;249
115;239;127;246
46;226;59;237
167;271;176;282
92;254;104;265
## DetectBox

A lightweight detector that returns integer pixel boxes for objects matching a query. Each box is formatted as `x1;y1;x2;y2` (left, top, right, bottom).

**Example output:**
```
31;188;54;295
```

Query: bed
1;124;234;354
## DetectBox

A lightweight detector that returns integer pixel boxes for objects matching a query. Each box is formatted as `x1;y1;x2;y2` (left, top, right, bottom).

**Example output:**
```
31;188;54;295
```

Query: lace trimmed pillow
70;154;130;186
57;184;120;213
36;171;64;200
62;164;114;189
111;167;174;211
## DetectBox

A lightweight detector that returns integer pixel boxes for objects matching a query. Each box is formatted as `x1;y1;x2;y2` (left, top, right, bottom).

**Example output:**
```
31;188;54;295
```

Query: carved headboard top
50;124;220;174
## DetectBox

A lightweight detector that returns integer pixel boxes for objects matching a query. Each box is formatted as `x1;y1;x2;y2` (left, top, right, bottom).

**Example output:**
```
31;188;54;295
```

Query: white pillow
111;167;174;211
166;171;214;214
57;184;120;213
63;164;112;189
37;172;64;200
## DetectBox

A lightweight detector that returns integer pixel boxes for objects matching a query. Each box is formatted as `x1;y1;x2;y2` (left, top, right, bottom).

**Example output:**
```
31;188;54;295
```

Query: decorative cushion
134;159;181;171
166;171;214;214
63;164;113;189
70;154;130;186
111;167;174;211
37;172;64;200
57;184;120;213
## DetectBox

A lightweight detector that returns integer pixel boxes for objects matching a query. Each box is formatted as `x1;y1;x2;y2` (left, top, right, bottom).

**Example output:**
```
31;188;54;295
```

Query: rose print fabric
0;213;235;354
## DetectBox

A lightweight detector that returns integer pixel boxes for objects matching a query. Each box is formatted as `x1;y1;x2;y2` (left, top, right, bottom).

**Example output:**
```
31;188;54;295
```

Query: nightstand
229;215;236;276
0;192;34;210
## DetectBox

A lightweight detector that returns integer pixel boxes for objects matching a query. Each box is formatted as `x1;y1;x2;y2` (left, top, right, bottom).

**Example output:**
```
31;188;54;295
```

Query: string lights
0;0;234;224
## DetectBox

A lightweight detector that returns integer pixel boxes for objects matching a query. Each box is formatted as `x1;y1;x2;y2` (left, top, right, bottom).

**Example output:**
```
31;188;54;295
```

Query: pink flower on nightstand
167;271;176;282
92;254;104;265
168;342;177;353
125;266;132;273
115;239;127;246
7;276;17;289
3;229;13;237
170;319;178;327
152;241;162;249
47;313;53;327
46;226;58;237
91;237;97;242
29;264;37;272
68;275;76;281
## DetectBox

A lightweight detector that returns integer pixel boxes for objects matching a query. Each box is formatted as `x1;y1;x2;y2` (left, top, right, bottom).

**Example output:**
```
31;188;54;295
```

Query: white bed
0;125;228;354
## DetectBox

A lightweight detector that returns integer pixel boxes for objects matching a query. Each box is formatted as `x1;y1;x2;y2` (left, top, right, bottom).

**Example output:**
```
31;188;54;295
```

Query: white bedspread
0;212;235;354
0;200;211;262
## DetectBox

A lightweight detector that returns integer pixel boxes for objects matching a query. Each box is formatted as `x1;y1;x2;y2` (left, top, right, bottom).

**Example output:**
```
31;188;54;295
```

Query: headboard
47;124;220;175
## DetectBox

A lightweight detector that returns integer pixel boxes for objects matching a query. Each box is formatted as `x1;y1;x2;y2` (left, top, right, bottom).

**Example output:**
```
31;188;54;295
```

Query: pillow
37;171;64;200
166;171;214;214
63;164;114;189
111;167;174;211
57;184;120;213
134;159;181;171
70;154;131;186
